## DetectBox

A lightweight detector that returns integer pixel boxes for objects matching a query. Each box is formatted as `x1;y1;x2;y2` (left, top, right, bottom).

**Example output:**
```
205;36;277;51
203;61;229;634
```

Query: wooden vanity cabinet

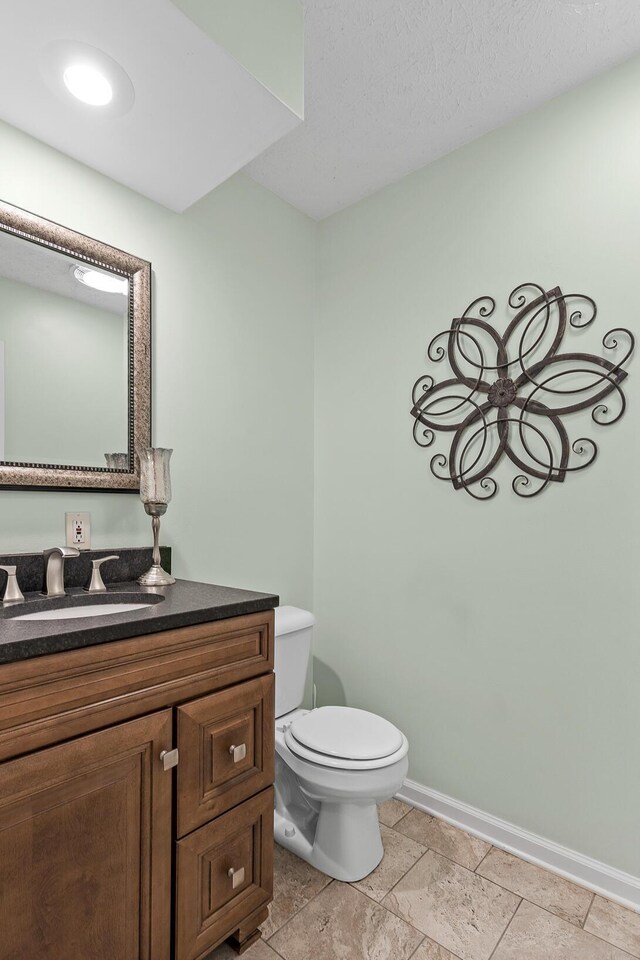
0;610;275;960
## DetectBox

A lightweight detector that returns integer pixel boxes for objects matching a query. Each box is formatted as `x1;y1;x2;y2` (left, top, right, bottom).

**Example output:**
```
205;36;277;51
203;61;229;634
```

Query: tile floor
211;800;640;960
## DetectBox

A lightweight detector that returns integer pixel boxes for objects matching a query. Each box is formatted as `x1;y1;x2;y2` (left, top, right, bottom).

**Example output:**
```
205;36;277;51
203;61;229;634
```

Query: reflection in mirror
0;340;4;460
104;452;129;469
0;198;150;492
0;230;129;469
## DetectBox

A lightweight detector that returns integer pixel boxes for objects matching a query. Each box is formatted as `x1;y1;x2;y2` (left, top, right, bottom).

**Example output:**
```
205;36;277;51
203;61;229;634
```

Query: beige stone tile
260;843;332;939
382;849;519;960
476;847;593;926
269;881;423;960
395;810;491;870
411;937;463;959
209;938;281;959
492;900;631;959
351;823;426;902
245;943;283;960
378;798;412;827
584;897;640;957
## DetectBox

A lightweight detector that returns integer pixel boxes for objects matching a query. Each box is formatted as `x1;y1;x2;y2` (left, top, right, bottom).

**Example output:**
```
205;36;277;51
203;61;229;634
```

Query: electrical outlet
65;512;91;550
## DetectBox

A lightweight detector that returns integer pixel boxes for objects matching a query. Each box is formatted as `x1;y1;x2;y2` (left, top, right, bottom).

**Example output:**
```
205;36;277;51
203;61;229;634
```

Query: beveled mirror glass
0;199;150;491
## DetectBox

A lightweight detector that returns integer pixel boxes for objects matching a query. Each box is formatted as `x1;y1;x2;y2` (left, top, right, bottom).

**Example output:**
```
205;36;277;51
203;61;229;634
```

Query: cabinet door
177;673;274;836
176;787;274;960
0;710;173;960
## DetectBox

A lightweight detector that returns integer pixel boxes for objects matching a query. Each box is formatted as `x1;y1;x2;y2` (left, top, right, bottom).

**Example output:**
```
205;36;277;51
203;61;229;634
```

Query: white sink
14;602;154;622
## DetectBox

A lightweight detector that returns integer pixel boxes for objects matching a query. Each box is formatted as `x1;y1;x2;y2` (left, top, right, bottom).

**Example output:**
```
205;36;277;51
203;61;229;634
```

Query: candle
138;447;173;505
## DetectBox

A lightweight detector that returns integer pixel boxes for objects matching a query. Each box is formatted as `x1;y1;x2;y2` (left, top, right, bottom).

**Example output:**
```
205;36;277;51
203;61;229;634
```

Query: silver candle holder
138;447;175;587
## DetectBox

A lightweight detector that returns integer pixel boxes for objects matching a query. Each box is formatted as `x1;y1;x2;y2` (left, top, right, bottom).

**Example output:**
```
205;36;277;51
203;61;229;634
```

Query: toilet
273;606;409;882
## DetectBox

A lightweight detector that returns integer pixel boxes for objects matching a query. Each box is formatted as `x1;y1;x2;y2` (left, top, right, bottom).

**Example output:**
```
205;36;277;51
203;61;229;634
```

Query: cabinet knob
229;743;247;763
160;748;179;771
228;866;245;889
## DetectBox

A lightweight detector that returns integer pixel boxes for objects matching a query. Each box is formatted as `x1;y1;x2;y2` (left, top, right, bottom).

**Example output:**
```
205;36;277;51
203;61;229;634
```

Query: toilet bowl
273;607;409;882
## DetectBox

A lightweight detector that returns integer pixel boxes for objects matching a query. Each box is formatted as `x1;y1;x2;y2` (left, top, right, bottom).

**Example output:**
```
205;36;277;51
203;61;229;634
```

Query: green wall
2;49;639;878
0;120;316;607
171;0;304;117
315;55;640;875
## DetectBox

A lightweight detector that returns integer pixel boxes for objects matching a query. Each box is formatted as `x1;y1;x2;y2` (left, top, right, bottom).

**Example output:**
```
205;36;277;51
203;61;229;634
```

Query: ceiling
0;0;301;212
247;0;640;220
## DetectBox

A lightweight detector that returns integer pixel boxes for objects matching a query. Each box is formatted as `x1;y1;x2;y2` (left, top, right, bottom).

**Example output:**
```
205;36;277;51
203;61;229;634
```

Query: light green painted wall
0;119;316;608
171;0;304;117
0;276;127;465
2;44;638;877
315;55;640;875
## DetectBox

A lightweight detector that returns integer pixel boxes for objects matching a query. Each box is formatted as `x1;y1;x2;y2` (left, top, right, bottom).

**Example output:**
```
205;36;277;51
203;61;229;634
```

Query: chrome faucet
43;546;80;598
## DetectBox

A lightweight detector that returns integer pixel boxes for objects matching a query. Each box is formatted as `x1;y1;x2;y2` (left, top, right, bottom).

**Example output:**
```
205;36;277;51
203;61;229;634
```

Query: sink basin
13;602;155;622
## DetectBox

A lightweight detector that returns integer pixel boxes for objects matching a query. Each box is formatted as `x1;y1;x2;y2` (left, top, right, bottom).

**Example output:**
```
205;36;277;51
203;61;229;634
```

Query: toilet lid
288;706;404;762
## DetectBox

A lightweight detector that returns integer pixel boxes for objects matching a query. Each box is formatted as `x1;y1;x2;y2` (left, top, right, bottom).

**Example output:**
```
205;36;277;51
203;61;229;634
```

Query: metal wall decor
409;284;634;499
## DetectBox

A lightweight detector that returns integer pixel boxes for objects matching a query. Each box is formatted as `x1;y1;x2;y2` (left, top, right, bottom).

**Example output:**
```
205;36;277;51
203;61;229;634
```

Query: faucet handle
85;555;119;594
0;565;25;605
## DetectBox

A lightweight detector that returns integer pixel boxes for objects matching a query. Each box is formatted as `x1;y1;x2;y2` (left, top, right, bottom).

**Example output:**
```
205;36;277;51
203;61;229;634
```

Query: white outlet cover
65;512;92;551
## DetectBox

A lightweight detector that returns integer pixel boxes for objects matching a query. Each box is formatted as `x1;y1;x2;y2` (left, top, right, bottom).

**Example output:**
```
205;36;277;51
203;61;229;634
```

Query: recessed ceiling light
63;63;113;106
73;265;128;295
40;40;135;118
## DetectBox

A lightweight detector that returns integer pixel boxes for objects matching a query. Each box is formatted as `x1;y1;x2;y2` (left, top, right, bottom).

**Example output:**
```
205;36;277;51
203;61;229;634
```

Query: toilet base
274;800;384;882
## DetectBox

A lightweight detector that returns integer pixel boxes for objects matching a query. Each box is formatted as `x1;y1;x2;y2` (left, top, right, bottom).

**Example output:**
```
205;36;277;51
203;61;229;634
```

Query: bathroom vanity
0;577;278;960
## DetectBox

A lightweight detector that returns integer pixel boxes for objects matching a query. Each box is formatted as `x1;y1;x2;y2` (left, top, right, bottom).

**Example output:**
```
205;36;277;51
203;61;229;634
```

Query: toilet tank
274;606;315;718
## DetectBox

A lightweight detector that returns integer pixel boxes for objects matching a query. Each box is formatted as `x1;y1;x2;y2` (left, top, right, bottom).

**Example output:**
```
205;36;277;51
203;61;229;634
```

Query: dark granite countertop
0;579;279;664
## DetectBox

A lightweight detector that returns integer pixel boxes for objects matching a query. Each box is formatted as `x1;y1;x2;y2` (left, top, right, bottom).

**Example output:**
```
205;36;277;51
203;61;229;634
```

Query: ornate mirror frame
0;199;151;492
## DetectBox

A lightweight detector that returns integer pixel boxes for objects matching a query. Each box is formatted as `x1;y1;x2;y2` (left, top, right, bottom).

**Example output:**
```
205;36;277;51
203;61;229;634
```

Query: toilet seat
284;706;409;771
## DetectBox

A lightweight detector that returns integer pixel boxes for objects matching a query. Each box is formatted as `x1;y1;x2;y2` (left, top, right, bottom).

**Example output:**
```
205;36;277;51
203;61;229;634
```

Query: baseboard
396;779;640;913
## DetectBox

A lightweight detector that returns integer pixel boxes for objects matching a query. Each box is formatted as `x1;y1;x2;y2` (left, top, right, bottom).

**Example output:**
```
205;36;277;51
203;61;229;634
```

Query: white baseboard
397;779;640;913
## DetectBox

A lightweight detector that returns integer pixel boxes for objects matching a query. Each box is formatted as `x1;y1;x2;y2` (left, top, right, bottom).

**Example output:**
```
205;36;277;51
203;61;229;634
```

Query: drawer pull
229;743;247;763
228;866;245;889
160;748;179;771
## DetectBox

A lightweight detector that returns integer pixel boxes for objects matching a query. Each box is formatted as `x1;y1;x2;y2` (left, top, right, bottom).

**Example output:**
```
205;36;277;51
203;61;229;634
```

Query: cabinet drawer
175;787;274;960
177;673;274;836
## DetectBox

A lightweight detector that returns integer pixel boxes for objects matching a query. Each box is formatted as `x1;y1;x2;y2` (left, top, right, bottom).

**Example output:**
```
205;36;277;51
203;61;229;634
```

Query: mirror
0;199;150;491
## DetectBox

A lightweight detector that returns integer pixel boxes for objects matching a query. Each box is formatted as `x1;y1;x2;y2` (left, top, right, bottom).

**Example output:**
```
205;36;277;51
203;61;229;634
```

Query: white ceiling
0;0;301;212
247;0;640;220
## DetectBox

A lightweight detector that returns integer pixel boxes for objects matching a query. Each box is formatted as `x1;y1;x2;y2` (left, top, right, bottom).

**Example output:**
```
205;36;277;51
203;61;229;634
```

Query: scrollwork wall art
409;284;634;499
